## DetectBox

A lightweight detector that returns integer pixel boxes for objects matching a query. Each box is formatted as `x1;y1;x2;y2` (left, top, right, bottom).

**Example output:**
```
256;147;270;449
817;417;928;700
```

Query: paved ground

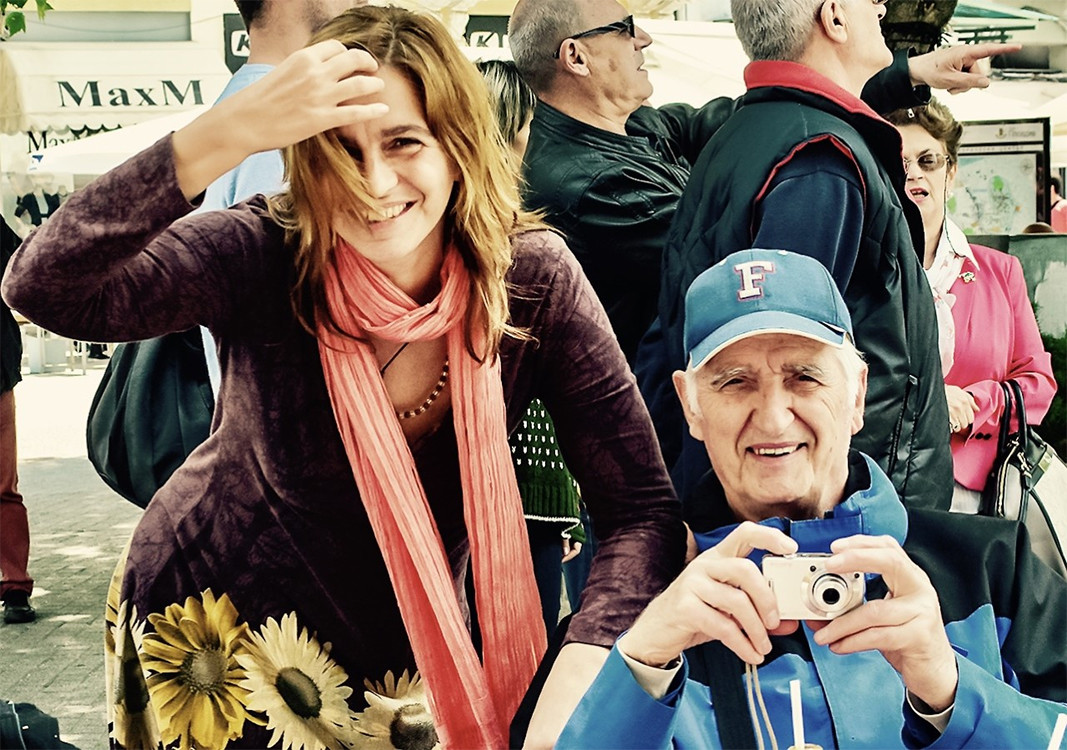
1;361;142;750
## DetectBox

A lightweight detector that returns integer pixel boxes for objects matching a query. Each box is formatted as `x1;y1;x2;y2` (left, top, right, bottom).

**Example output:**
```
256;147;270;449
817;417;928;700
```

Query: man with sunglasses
509;0;1013;367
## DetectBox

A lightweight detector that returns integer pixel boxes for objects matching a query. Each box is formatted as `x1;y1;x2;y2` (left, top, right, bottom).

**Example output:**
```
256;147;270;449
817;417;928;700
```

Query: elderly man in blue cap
556;249;1066;749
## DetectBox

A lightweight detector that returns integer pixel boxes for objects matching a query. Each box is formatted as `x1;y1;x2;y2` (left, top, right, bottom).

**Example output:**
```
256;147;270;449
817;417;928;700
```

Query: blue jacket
560;453;1066;749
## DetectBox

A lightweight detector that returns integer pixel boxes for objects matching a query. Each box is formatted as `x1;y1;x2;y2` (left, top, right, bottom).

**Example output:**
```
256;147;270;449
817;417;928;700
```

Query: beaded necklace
398;359;450;419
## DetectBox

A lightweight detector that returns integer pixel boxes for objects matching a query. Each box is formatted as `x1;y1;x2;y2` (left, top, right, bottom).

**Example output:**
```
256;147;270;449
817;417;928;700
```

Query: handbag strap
1008;380;1036;511
1007;380;1031;452
995;380;1014;457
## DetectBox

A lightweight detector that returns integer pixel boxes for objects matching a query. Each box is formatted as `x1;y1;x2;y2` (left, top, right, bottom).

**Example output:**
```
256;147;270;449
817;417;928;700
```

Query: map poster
948;118;1051;236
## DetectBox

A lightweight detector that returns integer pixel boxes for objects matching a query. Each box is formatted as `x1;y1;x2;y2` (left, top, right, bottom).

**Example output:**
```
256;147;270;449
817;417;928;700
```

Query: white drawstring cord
746;662;778;750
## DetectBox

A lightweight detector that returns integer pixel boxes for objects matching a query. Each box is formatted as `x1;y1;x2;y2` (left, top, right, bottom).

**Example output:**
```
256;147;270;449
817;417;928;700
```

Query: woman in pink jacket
887;99;1057;512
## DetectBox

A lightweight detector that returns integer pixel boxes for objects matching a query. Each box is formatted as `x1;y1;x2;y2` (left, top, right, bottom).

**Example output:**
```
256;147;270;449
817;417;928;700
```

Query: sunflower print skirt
104;550;439;750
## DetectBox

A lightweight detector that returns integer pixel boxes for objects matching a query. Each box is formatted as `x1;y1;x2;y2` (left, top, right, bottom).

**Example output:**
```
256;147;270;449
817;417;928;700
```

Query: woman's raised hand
172;40;388;200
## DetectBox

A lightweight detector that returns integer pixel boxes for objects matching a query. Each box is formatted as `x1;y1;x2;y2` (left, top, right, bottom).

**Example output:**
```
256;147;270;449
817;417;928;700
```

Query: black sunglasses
553;15;635;58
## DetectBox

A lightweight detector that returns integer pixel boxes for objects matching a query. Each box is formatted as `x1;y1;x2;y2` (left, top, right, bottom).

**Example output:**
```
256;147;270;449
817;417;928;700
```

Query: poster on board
949;118;1051;235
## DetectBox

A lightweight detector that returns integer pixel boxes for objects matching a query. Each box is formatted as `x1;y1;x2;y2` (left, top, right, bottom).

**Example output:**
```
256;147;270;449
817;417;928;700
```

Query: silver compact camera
762;553;865;620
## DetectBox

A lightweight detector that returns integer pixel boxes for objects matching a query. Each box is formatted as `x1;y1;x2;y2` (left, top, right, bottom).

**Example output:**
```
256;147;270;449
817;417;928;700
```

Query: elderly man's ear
671;370;705;441
850;364;869;436
819;0;849;41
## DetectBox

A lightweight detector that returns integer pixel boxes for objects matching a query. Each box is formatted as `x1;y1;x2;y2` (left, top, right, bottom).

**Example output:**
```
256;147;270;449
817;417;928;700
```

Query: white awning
29;105;210;175
0;42;231;135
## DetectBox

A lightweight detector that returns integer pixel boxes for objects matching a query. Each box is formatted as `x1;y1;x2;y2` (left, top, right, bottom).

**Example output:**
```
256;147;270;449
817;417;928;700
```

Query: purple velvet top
2;136;684;730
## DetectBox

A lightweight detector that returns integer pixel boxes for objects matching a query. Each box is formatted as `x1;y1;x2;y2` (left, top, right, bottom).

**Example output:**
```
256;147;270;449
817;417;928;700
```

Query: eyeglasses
553;15;635;58
903;153;950;173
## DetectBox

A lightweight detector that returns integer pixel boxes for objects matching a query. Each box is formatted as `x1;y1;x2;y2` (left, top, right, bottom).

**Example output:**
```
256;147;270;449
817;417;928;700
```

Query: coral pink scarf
317;239;546;748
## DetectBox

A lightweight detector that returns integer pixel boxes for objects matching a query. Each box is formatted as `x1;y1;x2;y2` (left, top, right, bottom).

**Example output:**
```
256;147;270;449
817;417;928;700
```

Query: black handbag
979;380;1067;579
0;701;80;749
86;329;214;508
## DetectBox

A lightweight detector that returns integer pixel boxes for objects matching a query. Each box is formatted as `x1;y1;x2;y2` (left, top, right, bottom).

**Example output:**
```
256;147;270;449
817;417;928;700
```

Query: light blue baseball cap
685;249;854;371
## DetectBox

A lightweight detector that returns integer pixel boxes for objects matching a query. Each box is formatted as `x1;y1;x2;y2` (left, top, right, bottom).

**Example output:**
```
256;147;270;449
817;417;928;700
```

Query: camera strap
690;641;760;749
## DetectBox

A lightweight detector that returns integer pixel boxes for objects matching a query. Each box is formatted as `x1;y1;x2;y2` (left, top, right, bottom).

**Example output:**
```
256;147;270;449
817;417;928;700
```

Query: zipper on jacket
888;374;918;477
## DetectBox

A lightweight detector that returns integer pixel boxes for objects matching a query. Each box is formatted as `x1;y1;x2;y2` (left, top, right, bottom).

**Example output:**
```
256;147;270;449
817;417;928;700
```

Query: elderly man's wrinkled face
675;334;866;522
576;0;653;110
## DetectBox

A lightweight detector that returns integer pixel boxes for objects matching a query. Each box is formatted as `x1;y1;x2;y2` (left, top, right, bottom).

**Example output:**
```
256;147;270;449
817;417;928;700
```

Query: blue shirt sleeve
909;654;1067;749
752;139;866;291
558;645;689;749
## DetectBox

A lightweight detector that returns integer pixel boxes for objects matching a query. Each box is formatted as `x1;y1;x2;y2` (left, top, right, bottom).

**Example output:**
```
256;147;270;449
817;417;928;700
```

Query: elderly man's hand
619;522;798;668
811;535;959;713
908;43;1022;95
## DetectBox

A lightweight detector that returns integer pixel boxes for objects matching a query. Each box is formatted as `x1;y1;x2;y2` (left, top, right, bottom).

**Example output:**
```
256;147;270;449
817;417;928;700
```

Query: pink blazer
946;244;1058;489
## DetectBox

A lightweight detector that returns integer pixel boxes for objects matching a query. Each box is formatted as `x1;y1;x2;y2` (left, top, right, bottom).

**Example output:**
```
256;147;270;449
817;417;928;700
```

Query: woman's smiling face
332;65;459;282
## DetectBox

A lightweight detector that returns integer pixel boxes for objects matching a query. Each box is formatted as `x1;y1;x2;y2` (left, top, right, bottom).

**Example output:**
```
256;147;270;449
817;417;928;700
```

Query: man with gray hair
637;0;960;514
508;0;1013;364
556;249;1067;749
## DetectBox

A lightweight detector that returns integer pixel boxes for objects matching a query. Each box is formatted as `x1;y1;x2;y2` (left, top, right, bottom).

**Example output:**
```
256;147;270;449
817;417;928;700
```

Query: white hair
730;0;824;62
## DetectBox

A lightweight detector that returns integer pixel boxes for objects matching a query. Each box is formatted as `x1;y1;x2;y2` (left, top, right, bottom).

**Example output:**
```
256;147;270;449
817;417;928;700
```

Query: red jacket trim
743;60;882;121
750;134;869;239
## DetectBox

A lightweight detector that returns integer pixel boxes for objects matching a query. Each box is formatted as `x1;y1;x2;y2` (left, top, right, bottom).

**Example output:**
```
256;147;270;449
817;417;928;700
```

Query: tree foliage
1;0;52;39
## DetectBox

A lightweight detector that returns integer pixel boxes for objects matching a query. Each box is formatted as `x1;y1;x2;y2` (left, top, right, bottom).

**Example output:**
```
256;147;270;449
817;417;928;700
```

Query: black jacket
521;98;733;362
639;61;952;511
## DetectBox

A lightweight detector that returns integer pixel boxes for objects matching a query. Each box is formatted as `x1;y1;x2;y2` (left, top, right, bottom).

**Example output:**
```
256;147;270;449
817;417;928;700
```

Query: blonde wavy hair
271;5;542;359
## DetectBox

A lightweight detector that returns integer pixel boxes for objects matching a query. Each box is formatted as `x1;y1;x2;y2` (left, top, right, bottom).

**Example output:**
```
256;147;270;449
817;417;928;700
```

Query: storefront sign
225;14;249;74
56;79;206;109
25;124;117;152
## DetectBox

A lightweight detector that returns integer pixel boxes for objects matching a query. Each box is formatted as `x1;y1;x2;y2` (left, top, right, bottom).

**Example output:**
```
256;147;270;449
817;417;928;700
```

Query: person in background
0;218;34;624
199;0;370;393
3;7;683;748
477;58;588;635
1022;221;1057;234
885;99;1057;514
1050;175;1066;233
11;172;60;235
477;58;537;168
558;249;1067;749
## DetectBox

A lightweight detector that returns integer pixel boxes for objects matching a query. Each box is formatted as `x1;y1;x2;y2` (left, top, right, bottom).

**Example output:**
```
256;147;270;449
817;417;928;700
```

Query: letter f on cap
735;261;775;300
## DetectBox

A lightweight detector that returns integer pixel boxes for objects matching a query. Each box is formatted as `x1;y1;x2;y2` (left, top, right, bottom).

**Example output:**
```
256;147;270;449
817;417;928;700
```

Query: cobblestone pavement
1;363;142;750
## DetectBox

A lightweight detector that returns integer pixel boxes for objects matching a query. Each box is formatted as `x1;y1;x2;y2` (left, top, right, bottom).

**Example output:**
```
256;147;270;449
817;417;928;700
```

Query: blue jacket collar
693;452;907;563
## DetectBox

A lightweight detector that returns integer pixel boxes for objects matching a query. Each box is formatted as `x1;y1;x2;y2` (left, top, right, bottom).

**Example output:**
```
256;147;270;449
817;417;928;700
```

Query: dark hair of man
1052;176;1062;195
234;0;266;29
884;97;964;163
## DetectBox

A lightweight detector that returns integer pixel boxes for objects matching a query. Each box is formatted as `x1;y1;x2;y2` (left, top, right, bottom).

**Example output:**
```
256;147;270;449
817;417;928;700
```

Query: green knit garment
510;400;585;543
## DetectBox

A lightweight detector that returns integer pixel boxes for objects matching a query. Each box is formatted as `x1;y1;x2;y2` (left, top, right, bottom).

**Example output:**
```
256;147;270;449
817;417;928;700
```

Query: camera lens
808;573;851;615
